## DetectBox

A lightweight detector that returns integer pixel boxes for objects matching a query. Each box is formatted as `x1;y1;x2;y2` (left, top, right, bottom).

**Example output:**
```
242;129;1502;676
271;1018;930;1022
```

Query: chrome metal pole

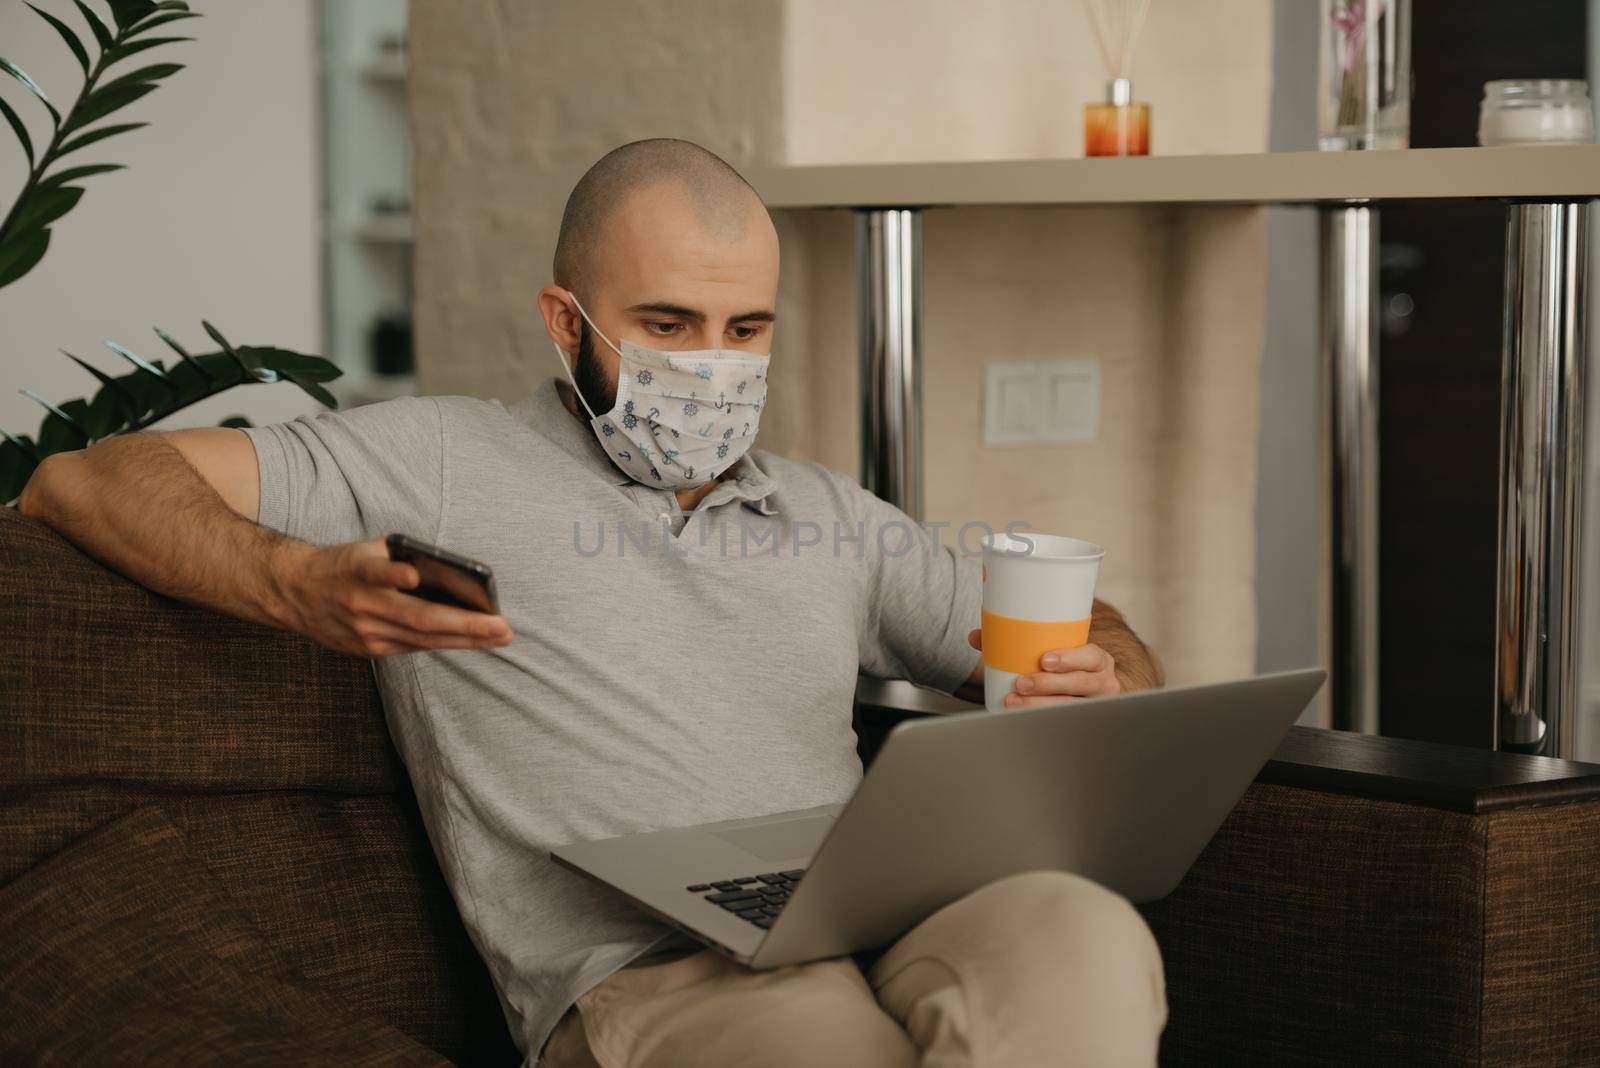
1495;201;1590;757
1322;206;1382;735
856;209;924;521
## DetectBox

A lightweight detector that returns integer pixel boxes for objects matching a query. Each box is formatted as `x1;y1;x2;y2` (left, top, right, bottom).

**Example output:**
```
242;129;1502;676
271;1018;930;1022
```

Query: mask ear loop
551;290;623;422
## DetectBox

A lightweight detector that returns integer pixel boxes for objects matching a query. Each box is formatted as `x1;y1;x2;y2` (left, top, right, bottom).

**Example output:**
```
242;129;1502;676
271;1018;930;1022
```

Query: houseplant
0;0;343;505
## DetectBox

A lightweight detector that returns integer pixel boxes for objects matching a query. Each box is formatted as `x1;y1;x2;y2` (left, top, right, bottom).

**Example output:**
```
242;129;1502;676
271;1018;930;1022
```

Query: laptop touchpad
711;815;834;862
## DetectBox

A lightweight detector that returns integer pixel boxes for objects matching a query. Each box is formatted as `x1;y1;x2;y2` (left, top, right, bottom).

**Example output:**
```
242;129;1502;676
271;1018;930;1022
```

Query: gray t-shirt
241;378;981;1061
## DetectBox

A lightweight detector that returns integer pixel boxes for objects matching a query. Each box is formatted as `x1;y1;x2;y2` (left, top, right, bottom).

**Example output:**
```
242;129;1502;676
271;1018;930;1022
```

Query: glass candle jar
1478;80;1594;146
1085;78;1150;157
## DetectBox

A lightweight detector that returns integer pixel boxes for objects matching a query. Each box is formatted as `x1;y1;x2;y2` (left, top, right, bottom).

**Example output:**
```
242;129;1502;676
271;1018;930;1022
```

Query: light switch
1040;360;1099;443
984;363;1041;445
984;359;1100;446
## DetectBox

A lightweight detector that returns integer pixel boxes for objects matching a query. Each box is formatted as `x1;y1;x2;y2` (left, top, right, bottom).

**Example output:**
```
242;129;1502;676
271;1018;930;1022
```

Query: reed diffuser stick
1084;0;1153;81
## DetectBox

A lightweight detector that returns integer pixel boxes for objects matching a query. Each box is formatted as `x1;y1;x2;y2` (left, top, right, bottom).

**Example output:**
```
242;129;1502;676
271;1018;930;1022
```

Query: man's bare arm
17;430;513;657
956;597;1164;705
1084;597;1164;690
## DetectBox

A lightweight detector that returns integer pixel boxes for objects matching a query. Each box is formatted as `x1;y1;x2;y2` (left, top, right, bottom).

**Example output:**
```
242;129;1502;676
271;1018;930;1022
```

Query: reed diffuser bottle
1082;0;1153;156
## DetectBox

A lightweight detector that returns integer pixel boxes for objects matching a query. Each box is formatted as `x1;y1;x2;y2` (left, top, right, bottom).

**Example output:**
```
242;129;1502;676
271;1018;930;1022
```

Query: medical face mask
552;293;771;490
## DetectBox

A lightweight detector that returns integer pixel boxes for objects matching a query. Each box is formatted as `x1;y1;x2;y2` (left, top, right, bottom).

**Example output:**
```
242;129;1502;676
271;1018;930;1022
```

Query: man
20;139;1168;1066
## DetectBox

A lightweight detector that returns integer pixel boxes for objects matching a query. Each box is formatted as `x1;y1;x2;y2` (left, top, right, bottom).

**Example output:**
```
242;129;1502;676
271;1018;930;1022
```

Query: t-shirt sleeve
238;395;445;547
841;474;982;694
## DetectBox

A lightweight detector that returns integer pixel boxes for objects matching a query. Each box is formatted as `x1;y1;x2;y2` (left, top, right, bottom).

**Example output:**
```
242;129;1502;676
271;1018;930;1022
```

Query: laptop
552;667;1326;970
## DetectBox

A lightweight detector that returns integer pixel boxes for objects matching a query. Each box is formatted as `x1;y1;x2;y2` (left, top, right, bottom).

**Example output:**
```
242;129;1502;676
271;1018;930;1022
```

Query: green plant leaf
153;326;215;384
0;429;41;502
0;228;49;288
6;185;84;238
57;121;146;157
104;340;174;386
61;349;145;419
69;0;115;51
0;57;61;126
38;162;124;188
2;325;342;502
249;346;344;382
94;62;183;96
0;425;42;462
63;82;158;135
0;94;35;169
20;388;89;435
203;320;278;383
124;10;200;37
106;0;160;27
103;35;194;65
282;372;338;409
26;3;90;75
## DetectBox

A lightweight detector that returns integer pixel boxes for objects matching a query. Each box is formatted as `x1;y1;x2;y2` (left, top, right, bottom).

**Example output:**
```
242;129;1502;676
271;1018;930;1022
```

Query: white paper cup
981;532;1105;712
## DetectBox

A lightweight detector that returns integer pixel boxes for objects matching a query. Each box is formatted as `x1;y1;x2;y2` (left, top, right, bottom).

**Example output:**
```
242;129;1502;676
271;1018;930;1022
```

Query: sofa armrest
1144;731;1600;1066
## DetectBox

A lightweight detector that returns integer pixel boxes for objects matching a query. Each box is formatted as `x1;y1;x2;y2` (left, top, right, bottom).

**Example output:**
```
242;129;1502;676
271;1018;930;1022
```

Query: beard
573;321;617;414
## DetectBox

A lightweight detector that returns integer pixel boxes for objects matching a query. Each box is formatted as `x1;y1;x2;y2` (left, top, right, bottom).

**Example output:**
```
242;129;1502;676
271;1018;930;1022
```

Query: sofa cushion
0;506;403;796
0;806;449;1066
0;787;520;1065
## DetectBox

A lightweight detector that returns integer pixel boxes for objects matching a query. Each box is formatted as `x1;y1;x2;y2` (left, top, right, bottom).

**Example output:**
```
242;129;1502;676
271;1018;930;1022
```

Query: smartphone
385;533;500;614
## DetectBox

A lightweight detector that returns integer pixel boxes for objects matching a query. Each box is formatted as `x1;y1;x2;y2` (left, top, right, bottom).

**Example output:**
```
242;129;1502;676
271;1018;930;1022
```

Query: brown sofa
5;502;1600;1065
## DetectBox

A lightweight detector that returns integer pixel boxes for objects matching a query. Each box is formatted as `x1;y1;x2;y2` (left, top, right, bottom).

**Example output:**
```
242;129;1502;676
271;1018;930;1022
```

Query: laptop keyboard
686;869;806;930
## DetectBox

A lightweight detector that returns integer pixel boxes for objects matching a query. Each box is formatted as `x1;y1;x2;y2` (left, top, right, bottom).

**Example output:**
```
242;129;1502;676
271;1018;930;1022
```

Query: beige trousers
542;871;1167;1068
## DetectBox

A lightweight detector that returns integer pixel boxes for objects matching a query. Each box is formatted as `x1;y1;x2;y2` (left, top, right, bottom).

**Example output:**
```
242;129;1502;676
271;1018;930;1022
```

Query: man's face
544;182;780;413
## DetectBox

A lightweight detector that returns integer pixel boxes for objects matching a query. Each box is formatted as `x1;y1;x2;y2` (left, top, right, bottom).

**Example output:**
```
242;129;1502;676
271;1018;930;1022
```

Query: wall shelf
746;145;1600;209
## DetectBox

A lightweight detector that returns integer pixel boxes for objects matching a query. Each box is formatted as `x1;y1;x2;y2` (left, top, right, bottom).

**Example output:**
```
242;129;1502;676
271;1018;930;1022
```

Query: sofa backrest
0;507;520;1064
0;506;403;827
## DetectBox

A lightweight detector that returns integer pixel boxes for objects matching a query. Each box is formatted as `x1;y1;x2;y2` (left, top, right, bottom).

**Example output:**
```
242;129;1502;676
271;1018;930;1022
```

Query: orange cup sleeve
981;609;1092;675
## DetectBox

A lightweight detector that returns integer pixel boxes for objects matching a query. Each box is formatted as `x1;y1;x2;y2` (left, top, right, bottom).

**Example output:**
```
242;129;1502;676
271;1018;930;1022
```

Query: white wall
0;0;324;442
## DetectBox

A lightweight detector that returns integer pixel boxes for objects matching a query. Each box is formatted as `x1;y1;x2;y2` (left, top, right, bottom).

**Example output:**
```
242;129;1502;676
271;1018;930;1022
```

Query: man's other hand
275;536;514;658
966;630;1121;707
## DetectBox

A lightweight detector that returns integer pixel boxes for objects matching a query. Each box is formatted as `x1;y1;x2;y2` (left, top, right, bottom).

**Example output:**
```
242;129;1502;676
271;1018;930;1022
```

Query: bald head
553;138;768;296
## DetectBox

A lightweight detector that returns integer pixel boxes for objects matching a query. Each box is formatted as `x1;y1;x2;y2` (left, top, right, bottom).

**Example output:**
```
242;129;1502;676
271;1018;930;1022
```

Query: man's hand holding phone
271;536;513;658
